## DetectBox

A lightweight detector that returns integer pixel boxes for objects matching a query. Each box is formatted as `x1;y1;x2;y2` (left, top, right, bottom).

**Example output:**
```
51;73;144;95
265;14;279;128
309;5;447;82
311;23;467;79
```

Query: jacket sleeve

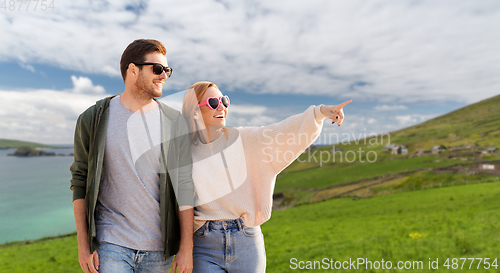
70;112;91;201
252;105;326;174
175;115;195;209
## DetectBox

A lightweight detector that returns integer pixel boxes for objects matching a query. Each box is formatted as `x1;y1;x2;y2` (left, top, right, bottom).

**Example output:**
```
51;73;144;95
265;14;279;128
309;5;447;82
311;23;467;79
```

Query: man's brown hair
120;39;167;81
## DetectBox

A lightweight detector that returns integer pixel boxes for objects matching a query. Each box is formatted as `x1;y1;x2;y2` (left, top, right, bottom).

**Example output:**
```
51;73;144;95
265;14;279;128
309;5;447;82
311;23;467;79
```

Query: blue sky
0;0;499;144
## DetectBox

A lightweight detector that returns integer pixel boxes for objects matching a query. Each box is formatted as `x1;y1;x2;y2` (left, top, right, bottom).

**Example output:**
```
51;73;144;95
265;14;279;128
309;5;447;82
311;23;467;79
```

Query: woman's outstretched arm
241;100;352;174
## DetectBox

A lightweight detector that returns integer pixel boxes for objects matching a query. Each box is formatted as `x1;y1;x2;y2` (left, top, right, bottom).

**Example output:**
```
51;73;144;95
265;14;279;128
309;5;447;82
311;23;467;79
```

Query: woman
181;81;351;272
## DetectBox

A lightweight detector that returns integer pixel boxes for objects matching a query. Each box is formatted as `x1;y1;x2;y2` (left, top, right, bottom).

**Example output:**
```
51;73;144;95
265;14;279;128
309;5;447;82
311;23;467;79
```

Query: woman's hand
320;100;352;126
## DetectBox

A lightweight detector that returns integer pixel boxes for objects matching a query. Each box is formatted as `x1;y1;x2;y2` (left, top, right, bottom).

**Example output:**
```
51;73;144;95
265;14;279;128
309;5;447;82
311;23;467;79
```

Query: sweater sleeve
245;105;326;174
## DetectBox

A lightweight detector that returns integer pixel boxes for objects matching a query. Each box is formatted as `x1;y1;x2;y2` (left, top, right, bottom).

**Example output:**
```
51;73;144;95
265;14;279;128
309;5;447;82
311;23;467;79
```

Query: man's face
134;52;168;98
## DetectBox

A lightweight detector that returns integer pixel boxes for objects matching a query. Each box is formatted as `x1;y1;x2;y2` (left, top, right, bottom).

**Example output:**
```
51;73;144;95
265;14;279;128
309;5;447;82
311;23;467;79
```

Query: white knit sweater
191;105;326;232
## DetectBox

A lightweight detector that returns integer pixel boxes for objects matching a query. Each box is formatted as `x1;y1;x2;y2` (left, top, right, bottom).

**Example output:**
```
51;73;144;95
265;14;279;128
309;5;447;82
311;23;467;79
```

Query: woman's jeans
193;219;266;273
96;242;173;273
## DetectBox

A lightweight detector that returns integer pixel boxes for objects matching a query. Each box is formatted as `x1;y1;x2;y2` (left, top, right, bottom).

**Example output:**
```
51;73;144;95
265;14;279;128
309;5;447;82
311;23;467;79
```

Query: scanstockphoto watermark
290;258;424;270
261;128;390;165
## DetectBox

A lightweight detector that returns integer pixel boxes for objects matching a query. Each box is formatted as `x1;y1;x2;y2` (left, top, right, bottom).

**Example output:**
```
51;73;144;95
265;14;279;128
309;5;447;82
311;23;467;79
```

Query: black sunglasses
133;62;173;78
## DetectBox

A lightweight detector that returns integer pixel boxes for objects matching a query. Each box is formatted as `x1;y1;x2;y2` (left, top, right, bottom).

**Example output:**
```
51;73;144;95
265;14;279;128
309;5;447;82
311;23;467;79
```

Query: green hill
389;94;500;152
274;94;500;207
0;138;55;149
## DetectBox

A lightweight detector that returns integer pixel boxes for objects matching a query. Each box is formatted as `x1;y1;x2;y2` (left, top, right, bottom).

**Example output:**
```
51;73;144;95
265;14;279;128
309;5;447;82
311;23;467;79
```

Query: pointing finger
338;100;353;108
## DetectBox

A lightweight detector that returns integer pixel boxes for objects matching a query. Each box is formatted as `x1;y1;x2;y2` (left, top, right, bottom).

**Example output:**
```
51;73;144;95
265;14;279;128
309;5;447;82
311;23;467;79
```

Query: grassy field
275;156;467;207
312;170;500;202
277;156;463;190
0;235;79;273
263;182;500;272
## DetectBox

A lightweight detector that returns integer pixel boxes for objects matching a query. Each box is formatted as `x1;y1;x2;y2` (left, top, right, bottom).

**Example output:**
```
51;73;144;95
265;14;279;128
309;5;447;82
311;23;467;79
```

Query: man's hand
320;100;353;126
171;248;193;273
173;207;194;272
78;248;99;273
73;199;99;273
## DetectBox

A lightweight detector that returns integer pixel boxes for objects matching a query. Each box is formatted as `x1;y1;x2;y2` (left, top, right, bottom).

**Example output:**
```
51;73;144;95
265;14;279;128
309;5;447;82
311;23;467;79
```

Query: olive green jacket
70;95;194;256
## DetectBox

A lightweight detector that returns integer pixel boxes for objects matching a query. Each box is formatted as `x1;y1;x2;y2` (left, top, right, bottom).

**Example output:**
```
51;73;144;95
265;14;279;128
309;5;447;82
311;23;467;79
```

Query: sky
0;0;499;145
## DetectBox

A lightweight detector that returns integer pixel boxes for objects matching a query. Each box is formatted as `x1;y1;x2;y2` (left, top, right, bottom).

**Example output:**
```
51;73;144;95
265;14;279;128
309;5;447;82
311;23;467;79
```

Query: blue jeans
193;219;266;273
96;242;173;273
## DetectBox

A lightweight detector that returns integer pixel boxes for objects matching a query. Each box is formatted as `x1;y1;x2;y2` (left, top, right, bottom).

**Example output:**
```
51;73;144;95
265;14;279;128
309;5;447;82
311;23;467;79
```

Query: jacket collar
95;95;180;122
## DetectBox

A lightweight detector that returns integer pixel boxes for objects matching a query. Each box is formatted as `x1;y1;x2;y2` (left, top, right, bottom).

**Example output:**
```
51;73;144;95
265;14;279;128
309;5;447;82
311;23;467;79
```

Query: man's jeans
97;242;173;273
193;219;266;273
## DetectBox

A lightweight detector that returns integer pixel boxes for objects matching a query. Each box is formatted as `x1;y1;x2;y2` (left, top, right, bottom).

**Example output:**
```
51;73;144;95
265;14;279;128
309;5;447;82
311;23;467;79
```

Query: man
70;39;194;273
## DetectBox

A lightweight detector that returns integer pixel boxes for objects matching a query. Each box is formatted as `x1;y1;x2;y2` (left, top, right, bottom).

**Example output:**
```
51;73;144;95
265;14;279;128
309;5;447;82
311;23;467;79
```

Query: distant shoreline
6;146;74;157
0;138;72;149
0;232;77;249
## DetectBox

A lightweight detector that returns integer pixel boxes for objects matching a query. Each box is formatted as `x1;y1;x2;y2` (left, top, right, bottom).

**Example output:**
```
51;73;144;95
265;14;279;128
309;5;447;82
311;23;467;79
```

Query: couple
70;39;351;273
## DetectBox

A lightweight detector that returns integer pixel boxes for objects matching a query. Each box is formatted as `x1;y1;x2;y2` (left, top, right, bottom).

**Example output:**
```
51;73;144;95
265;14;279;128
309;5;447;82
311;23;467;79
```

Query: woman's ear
194;108;202;120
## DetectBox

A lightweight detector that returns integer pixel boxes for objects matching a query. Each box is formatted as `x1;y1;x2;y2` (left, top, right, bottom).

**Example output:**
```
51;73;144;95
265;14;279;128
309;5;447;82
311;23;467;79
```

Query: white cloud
374;104;408;111
0;0;498;105
227;112;277;127
70;76;105;94
158;90;187;112
19;63;35;73
0;75;107;144
0;82;280;143
395;114;437;127
0;88;106;144
228;104;267;116
0;1;498;144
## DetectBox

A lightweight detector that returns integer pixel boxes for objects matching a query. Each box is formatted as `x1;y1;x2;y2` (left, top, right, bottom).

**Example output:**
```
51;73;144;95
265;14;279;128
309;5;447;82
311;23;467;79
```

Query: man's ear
128;63;138;78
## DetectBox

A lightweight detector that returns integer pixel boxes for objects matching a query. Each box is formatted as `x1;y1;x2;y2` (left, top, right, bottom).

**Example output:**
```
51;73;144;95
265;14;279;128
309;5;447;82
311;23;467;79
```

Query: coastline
0;232;77;249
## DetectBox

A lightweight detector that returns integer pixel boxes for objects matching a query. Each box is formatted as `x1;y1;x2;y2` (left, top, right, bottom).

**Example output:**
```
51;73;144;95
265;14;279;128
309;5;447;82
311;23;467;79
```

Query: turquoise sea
0;147;75;244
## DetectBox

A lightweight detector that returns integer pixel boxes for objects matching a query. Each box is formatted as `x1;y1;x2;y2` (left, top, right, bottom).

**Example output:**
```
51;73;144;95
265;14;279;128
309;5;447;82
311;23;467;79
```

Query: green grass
3;182;498;272
0;235;80;273
263;182;500;272
276;156;463;190
394;171;499;191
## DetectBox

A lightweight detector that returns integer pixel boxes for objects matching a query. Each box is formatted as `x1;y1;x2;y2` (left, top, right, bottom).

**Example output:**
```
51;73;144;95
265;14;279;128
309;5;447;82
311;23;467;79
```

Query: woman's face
198;86;228;128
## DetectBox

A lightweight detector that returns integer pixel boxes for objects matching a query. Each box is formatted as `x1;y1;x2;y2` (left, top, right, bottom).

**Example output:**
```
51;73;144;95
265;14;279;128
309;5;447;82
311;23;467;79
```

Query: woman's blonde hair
182;81;227;143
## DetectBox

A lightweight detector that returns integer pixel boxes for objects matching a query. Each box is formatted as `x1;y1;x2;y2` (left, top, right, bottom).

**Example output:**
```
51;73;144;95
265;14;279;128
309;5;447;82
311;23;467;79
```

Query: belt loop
237;218;243;231
205;221;210;233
